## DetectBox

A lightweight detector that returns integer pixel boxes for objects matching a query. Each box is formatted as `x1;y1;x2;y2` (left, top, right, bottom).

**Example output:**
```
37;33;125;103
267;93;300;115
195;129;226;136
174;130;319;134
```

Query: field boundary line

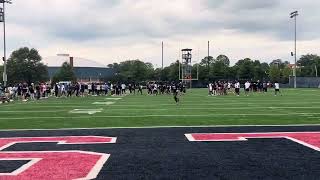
1;124;320;132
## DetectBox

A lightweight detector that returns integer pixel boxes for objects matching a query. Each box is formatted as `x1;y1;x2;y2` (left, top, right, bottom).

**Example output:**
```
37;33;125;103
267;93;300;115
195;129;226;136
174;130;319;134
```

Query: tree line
108;54;320;84
2;47;320;85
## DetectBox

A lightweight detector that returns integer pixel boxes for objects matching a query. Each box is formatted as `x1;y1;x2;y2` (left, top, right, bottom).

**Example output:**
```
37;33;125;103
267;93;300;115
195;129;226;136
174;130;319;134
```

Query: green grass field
0;88;319;130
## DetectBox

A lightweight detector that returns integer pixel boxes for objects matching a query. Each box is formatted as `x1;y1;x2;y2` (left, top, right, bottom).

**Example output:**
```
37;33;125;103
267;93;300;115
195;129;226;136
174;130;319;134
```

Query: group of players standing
90;82;184;104
208;80;281;96
146;82;186;96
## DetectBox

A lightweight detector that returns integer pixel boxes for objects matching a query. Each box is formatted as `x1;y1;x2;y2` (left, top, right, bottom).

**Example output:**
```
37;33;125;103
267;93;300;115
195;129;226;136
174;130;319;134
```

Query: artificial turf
0;88;319;129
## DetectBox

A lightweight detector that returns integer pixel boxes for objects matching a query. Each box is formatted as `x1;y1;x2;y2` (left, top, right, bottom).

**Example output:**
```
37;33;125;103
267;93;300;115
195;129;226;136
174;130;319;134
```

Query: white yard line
0;110;67;113
105;98;122;100
92;102;115;105
69;109;103;115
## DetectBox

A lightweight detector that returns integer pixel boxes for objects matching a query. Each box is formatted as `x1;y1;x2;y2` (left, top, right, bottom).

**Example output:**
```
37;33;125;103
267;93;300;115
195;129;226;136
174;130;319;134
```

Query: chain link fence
289;76;320;88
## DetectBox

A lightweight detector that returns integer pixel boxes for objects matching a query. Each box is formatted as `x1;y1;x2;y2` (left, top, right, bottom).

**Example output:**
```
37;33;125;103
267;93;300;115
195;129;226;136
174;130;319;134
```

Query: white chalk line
0;110;67;113
92;102;115;105
105;98;122;100
69;109;103;115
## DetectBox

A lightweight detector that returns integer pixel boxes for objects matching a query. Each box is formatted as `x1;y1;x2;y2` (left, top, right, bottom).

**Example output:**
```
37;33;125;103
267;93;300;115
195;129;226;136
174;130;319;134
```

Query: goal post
179;61;199;81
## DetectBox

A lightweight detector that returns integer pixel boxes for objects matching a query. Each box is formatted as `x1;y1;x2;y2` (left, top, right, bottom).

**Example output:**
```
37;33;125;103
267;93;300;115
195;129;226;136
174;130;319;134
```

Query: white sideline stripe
1;124;320;132
0;113;319;120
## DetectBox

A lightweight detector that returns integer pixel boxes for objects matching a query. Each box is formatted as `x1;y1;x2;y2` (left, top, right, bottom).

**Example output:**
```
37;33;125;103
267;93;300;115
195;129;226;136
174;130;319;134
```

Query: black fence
289;77;320;88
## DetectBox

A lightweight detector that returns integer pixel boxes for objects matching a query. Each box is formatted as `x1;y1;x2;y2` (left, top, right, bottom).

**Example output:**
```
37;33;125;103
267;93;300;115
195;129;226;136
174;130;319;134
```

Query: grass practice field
0;88;319;130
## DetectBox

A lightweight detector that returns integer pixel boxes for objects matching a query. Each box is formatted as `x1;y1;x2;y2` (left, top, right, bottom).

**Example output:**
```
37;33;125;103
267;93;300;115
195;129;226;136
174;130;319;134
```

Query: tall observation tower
181;48;193;86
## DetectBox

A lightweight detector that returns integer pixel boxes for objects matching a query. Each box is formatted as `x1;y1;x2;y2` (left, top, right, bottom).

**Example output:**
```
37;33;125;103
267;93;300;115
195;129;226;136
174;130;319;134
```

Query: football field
0;88;320;129
1;88;320;179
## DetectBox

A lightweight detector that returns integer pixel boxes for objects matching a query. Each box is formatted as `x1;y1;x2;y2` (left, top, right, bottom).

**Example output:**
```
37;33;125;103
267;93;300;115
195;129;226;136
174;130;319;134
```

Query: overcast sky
2;0;320;67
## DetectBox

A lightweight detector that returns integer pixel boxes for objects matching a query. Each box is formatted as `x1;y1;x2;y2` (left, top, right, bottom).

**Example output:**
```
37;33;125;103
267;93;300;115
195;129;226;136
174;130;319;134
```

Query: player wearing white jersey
208;83;213;96
235;81;240;96
274;82;281;96
244;81;251;96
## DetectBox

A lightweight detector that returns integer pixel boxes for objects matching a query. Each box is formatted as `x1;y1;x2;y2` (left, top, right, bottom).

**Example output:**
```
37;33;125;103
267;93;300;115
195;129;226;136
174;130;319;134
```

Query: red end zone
185;132;320;151
0;136;117;180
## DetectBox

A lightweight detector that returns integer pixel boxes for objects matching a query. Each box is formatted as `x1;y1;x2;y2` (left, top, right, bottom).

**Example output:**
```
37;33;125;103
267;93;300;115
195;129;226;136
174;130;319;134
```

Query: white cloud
0;0;319;67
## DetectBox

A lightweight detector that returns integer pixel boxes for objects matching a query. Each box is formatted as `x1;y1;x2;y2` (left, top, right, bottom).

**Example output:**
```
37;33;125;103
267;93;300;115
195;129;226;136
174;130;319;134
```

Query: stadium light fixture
0;0;11;87
290;11;298;88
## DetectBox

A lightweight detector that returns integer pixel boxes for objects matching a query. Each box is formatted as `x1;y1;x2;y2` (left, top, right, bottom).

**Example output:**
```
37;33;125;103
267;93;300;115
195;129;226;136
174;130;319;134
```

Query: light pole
161;41;164;70
0;0;11;87
290;11;298;88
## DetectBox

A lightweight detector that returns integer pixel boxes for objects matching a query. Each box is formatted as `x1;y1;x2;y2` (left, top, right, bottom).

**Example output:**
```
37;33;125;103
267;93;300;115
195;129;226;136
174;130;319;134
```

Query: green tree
252;60;269;80
108;60;155;83
216;54;230;66
234;58;254;80
298;54;320;77
198;56;214;82
200;56;214;68
269;65;281;82
52;62;77;83
167;60;180;82
210;60;229;80
6;47;48;84
281;66;292;83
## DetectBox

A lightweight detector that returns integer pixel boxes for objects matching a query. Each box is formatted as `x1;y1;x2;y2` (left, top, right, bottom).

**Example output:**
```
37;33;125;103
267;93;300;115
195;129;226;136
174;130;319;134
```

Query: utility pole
290;11;298;88
161;41;164;70
0;0;12;87
208;41;210;58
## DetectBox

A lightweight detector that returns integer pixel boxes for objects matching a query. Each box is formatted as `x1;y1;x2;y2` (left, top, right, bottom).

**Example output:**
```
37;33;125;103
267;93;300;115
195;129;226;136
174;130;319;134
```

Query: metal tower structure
180;49;193;87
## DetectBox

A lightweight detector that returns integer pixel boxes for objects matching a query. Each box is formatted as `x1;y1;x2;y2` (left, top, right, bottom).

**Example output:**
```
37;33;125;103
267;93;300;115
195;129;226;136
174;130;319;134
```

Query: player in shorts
235;81;240;96
208;83;213;96
274;81;281;96
244;81;250;96
263;81;268;93
172;84;179;104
